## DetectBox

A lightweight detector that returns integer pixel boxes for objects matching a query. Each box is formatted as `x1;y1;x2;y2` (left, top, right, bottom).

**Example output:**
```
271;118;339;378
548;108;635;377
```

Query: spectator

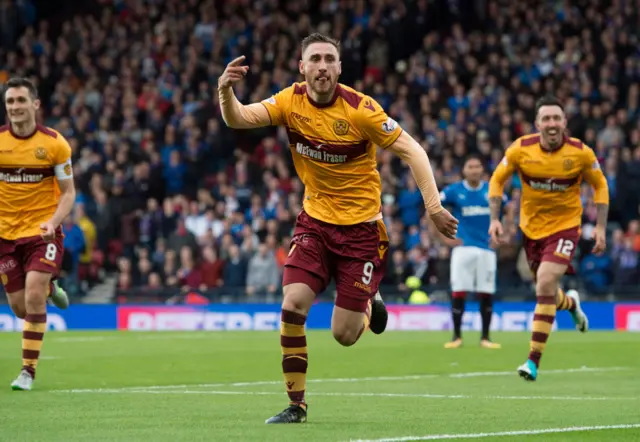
246;243;280;297
223;245;248;292
200;246;225;289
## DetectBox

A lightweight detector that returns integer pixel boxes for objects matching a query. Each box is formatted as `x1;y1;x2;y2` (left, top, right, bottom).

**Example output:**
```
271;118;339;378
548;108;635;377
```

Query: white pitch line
449;366;627;378
51;366;627;393
348;423;640;441
52;389;638;402
51;336;109;343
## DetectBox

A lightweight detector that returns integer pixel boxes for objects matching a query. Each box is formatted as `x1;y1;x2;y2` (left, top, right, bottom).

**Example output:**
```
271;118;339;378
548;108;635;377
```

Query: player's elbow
221;114;240;129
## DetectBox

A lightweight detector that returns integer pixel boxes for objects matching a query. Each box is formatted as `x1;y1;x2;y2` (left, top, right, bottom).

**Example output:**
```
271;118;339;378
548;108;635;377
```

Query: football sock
555;288;576;312
528;295;556;368
477;293;493;340
451;291;466;340
281;310;308;409
355;299;372;341
22;313;47;379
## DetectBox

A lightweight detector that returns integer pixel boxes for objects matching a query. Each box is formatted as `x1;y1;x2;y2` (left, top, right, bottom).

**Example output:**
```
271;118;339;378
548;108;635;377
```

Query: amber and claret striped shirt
489;134;609;240
261;82;403;225
0;124;73;240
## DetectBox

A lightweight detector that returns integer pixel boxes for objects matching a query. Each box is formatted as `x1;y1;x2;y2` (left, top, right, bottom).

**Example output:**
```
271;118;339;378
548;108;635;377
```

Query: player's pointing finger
228;55;246;67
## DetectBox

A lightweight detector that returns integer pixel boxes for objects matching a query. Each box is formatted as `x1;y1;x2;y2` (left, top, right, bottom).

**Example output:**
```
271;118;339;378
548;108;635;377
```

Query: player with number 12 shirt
218;33;458;423
488;96;609;382
0;77;76;391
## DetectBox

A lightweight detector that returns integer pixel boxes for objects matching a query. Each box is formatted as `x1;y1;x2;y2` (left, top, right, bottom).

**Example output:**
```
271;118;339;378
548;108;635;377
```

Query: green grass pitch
1;331;639;441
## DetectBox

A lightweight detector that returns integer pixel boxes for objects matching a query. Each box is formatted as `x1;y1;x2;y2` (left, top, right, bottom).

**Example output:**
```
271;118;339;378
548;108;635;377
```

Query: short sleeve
357;97;403;148
261;86;293;126
53;135;73;181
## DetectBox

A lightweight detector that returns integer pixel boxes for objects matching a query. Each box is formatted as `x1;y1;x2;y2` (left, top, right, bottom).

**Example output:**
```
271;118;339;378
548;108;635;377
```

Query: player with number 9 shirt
488;95;609;382
218;33;458;423
0;77;76;391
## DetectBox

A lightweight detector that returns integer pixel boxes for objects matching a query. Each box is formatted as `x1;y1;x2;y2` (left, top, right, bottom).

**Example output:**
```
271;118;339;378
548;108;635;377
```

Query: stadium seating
1;0;639;303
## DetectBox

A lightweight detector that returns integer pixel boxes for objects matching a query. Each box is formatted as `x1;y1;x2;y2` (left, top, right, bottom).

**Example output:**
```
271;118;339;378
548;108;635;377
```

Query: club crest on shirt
34;147;47;160
64;164;72;176
563;158;574;171
333;119;350;136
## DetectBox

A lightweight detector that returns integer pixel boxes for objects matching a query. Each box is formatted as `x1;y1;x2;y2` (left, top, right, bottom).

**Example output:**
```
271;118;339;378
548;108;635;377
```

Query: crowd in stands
1;0;640;301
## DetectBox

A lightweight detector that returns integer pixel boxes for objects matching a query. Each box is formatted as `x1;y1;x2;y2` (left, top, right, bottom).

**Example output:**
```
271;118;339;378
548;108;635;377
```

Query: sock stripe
283;355;308;373
281;335;306;348
536;295;556;304
23;349;40;359
529;296;557;368
24;314;47;324
533;313;555;324
531;331;549;343
283;346;308;356
23;331;44;341
281;323;306;337
281;309;308;404
22;313;47;380
24;314;47;323
281;310;306;325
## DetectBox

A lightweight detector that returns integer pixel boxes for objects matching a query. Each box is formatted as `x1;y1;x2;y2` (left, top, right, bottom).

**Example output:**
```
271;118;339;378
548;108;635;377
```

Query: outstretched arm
387;131;458;238
218;56;272;129
386;131;442;215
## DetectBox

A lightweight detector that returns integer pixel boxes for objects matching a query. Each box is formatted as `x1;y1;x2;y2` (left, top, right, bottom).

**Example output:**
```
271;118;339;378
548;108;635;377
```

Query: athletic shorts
0;228;64;293
450;246;497;294
283;210;389;313
523;226;580;276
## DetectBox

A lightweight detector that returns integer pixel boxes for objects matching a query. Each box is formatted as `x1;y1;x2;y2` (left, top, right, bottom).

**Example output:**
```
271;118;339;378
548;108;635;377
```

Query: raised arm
217;56;272;129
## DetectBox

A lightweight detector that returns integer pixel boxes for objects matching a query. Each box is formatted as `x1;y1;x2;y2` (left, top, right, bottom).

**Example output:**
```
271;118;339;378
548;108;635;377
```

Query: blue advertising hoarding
1;302;637;332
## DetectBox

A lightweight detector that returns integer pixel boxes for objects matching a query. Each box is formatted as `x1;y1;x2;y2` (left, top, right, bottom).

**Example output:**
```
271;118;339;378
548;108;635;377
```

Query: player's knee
332;327;358;347
24;286;48;311
282;283;315;316
535;271;558;294
10;304;26;319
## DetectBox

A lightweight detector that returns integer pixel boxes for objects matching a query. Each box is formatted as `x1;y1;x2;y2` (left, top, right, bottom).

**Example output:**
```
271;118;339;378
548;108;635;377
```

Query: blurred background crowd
1;0;639;303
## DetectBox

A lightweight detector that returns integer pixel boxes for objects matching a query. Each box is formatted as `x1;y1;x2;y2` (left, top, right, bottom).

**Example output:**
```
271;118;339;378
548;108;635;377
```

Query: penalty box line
52;366;628;394
348;423;640;441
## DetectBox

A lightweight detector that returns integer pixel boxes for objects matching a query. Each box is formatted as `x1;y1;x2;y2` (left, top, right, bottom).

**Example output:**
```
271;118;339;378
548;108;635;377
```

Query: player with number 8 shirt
0;77;76;391
488;96;609;382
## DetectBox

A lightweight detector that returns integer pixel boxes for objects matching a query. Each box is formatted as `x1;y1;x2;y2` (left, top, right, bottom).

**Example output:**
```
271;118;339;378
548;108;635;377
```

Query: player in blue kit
439;155;504;349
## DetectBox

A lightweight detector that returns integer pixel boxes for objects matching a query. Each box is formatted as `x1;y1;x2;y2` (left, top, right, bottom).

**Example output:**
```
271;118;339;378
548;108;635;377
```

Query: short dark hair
535;95;564;118
463;153;485;168
301;33;340;57
3;77;39;101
